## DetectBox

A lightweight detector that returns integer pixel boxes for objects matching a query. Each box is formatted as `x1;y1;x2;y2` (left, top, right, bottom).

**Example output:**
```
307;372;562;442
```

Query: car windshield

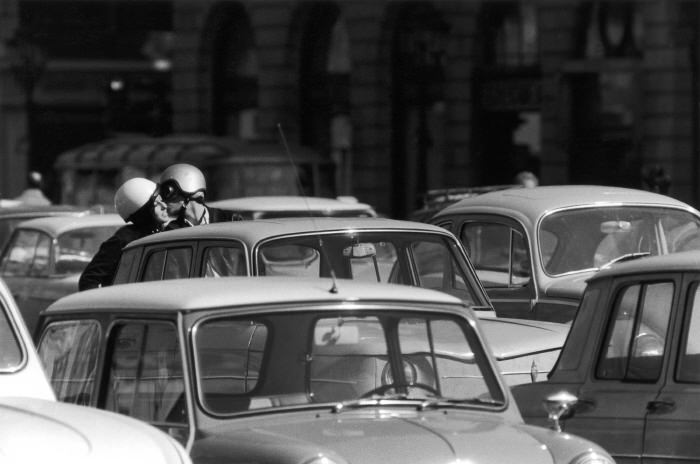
539;206;700;276
55;226;117;274
193;309;505;415
256;232;480;305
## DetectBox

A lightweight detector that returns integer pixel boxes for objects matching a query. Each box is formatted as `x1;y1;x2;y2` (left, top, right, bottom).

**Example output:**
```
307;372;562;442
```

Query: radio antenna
277;123;338;293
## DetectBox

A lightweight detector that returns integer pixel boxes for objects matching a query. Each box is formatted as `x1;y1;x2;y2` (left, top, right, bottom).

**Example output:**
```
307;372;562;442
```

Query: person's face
185;193;206;224
161;187;187;217
151;195;172;224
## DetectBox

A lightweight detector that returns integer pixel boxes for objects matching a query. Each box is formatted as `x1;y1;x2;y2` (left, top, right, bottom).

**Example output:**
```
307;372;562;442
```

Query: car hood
197;409;555;464
478;317;568;359
0;397;184;463
542;273;591;300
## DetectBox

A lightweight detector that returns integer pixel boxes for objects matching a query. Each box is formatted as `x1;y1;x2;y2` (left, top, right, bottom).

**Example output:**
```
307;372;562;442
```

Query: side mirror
542;391;578;432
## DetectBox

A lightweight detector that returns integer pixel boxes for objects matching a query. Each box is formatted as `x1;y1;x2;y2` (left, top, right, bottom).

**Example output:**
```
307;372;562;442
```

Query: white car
37;277;614;464
113;217;566;385
0;277;191;464
209;195;378;219
0;213;124;333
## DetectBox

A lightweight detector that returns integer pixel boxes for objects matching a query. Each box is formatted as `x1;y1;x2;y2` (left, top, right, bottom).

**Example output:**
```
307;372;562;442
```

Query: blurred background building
0;0;698;218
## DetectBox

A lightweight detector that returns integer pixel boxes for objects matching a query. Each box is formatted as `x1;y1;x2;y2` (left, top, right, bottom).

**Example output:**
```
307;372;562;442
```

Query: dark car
36;277;613;464
512;250;700;462
432;185;700;322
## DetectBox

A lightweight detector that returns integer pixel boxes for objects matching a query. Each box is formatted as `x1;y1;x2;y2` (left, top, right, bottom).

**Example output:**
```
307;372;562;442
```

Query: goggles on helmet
159;181;185;203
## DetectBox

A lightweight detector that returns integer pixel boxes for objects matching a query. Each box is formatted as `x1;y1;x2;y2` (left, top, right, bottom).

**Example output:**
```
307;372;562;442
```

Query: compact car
36;277;613;464
512;250;700;463
432;185;700;322
0;213;123;333
0;203;88;251
0;277;191;464
112;217;567;385
208;195;378;219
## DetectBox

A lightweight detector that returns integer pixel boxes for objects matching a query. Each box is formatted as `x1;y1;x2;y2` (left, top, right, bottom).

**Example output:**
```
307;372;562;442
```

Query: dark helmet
159;163;206;201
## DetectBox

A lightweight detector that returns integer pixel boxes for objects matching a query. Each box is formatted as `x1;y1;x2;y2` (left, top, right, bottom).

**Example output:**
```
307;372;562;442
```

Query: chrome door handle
647;400;675;413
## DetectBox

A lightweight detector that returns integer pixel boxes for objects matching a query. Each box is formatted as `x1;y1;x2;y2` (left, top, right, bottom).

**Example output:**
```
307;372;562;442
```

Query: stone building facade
0;0;698;217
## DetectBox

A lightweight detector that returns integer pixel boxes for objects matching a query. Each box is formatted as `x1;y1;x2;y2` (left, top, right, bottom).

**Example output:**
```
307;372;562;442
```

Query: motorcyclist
158;163;237;228
78;178;170;291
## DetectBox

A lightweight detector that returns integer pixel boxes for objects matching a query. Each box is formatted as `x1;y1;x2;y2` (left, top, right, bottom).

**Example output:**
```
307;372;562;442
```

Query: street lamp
5;29;47;163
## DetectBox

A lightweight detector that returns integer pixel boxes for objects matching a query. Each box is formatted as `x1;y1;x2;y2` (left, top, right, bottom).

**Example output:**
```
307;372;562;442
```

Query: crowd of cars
4;184;700;463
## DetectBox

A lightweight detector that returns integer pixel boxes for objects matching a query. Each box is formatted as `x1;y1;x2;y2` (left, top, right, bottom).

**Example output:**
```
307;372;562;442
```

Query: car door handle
647;400;675;413
572;398;596;413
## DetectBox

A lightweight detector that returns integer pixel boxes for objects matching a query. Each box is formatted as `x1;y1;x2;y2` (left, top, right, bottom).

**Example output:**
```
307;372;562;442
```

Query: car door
138;243;195;282
566;276;676;464
452;216;535;318
643;275;700;463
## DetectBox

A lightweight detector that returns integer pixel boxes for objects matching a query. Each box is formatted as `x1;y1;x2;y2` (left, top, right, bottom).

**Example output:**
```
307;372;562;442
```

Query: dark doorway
568;71;640;187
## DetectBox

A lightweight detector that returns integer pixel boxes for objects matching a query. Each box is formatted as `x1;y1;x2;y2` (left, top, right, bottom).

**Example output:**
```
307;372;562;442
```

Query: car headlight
569;451;615;464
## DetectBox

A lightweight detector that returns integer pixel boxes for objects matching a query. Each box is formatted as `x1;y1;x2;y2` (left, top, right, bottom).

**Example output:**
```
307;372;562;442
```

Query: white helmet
159;163;206;200
114;178;158;221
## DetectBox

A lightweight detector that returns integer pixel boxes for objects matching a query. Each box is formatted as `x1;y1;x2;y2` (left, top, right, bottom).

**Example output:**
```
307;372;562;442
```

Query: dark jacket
78;218;160;291
79;195;164;291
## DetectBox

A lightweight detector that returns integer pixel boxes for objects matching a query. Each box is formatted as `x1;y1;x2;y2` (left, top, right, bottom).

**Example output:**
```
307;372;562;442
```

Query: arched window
576;1;643;59
206;3;259;138
474;2;541;186
299;3;351;195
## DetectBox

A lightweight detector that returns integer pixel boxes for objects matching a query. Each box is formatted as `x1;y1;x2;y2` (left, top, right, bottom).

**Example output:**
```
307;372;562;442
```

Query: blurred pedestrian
158;163;237;228
14;171;51;206
78;178;171;291
514;171;539;188
642;164;671;194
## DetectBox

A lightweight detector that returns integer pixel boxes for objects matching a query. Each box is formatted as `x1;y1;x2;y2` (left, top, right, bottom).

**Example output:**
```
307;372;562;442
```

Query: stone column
0;0;26;198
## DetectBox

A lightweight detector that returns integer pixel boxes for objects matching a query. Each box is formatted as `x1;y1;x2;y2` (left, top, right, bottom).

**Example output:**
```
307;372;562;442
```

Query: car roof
209;196;375;214
15;213;124;236
0;204;86;217
435;185;699;220
590;250;700;282
125;217;453;248
45;276;465;314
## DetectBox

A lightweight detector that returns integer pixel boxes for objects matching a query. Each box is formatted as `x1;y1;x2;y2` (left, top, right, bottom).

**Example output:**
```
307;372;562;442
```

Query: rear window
256;232;480;305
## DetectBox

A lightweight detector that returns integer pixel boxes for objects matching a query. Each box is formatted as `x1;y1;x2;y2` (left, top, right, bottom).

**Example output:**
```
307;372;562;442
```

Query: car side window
677;283;700;382
104;322;186;425
29;232;51;277
142;247;192;281
113;248;138;284
202;245;246;277
596;281;673;381
0;229;41;276
460;223;530;288
0;302;22;370
37;320;101;405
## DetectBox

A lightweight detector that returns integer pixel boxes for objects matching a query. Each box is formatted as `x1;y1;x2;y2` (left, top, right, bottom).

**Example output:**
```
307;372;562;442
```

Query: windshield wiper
417;397;503;410
599;252;650;269
332;396;502;413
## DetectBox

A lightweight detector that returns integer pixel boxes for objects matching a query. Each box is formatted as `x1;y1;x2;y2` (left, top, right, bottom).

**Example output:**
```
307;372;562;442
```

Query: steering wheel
361;382;439;398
